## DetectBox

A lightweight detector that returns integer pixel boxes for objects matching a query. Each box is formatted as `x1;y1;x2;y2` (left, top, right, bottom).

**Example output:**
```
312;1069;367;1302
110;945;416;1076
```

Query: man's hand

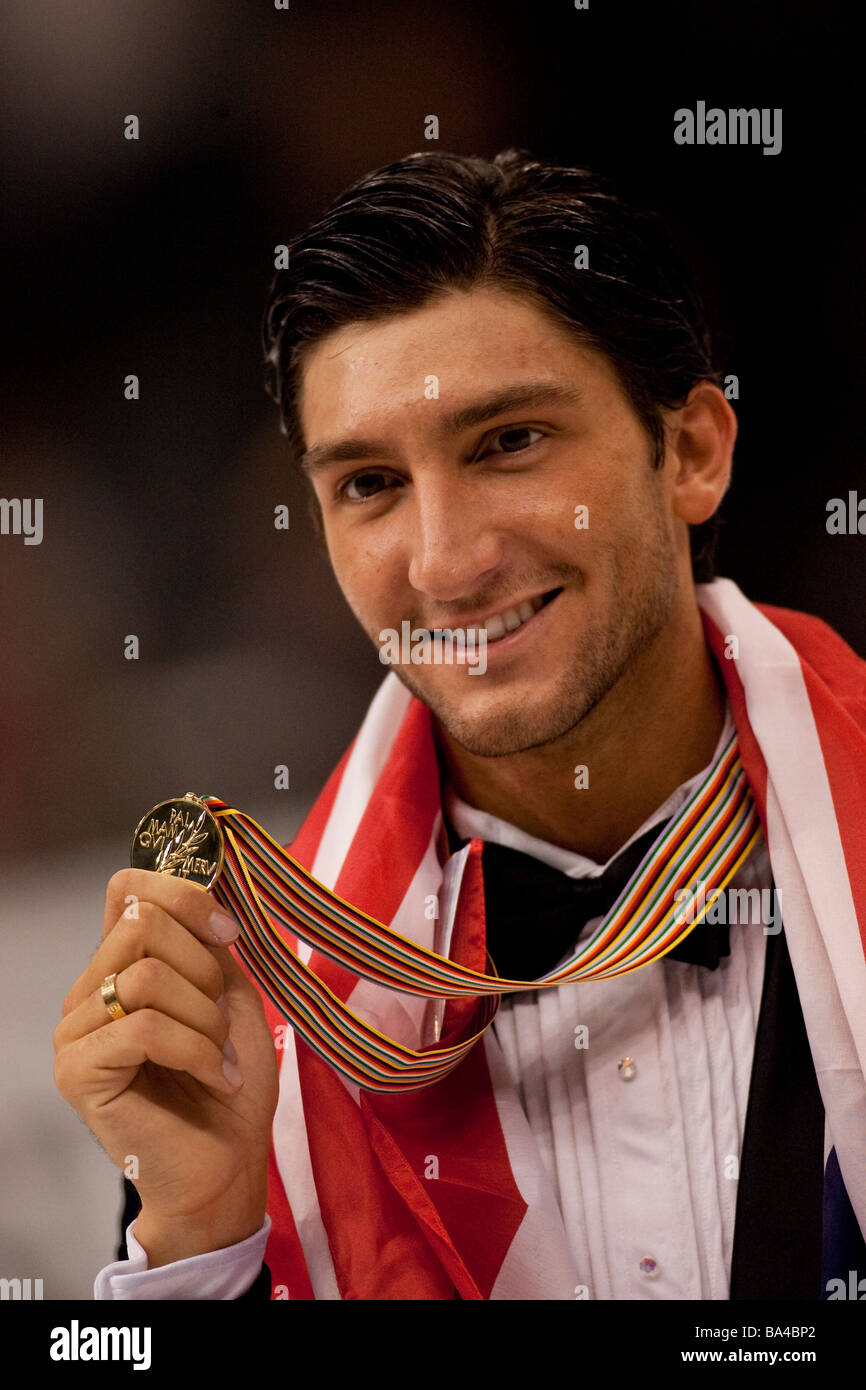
54;869;279;1267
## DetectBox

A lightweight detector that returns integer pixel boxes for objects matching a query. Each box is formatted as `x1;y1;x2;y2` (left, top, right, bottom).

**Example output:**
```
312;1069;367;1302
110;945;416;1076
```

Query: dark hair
262;148;725;581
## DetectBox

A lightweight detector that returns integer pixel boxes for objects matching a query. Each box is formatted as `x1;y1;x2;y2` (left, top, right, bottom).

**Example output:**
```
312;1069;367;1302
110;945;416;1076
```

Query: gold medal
130;793;224;889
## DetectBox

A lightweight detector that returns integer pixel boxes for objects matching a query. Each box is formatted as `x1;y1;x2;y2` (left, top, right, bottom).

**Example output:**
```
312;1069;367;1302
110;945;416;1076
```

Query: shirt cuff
93;1214;272;1300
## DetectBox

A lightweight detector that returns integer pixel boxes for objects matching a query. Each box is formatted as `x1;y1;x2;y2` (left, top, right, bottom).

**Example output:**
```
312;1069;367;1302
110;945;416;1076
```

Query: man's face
297;285;689;757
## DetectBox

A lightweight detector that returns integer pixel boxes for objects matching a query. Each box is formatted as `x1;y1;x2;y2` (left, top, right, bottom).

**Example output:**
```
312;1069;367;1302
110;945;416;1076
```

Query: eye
484;426;545;456
338;471;400;503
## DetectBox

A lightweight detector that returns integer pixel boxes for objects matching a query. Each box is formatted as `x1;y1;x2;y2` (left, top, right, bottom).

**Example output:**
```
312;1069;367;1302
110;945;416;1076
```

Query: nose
406;470;503;602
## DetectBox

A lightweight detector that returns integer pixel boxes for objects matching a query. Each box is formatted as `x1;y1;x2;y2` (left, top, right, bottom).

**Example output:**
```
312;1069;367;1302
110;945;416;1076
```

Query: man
54;149;866;1300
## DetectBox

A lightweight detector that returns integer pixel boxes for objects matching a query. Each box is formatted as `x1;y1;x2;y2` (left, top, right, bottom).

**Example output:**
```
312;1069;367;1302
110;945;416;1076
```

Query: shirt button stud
617;1056;637;1081
639;1257;659;1277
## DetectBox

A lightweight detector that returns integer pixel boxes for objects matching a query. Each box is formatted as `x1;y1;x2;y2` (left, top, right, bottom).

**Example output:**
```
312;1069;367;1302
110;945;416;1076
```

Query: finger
54;1008;243;1101
62;900;226;1018
55;956;231;1053
103;868;239;947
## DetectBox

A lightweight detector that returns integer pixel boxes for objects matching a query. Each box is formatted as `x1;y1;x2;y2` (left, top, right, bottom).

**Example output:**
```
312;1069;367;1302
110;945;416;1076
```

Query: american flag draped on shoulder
229;579;866;1299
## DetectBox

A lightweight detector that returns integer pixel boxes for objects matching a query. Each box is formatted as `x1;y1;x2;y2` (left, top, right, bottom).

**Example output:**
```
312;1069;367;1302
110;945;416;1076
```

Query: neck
435;601;727;863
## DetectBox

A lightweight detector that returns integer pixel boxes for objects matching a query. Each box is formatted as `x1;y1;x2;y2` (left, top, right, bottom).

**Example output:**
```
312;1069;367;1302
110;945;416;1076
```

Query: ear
663;382;737;526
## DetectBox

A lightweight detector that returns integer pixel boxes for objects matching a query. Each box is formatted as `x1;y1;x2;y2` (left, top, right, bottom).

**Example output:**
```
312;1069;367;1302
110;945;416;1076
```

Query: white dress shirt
446;701;769;1299
95;702;770;1299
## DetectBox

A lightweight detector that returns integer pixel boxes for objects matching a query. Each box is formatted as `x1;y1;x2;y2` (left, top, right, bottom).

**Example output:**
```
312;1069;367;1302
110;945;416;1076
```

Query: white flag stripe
697;582;866;1069
310;672;411;900
484;1030;581;1300
271;1024;342;1299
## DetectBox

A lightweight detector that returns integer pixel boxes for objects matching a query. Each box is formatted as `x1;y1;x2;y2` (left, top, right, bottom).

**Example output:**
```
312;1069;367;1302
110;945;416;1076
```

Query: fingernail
222;1037;238;1066
216;994;230;1019
209;909;239;943
222;1057;243;1088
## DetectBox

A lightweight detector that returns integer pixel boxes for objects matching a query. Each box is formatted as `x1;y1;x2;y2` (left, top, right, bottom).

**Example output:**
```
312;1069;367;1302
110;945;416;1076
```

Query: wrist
133;1208;266;1269
133;1179;268;1269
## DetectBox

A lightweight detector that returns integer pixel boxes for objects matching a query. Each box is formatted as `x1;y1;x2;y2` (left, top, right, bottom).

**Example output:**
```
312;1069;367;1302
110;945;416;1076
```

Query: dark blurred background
1;0;862;863
1;0;862;1299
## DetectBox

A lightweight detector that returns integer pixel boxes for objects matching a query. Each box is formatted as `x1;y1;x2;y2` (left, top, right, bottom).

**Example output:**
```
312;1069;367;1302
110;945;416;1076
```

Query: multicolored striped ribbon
205;731;761;1092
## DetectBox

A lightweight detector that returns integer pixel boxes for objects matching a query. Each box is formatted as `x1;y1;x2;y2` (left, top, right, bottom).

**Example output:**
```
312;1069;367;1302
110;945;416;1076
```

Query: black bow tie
466;819;730;982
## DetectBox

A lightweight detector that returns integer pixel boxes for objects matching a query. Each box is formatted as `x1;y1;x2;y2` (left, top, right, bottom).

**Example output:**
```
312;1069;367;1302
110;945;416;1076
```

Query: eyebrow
297;379;584;477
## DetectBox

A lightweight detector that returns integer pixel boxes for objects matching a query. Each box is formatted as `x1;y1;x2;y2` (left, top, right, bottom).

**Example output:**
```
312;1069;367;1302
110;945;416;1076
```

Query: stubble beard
384;508;681;758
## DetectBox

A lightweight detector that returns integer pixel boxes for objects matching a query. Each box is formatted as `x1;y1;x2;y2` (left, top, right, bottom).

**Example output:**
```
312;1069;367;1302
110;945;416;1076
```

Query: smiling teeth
433;594;547;644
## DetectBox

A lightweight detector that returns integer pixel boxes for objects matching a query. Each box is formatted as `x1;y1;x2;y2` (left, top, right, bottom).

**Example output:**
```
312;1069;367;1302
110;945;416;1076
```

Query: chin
425;682;584;758
441;713;572;759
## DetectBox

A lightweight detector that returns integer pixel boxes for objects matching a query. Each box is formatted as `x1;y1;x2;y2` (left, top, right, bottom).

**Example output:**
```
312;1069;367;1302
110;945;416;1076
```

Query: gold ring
100;972;127;1021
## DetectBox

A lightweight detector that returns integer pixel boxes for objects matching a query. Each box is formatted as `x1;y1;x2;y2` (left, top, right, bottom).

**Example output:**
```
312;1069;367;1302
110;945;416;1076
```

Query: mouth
425;587;563;646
